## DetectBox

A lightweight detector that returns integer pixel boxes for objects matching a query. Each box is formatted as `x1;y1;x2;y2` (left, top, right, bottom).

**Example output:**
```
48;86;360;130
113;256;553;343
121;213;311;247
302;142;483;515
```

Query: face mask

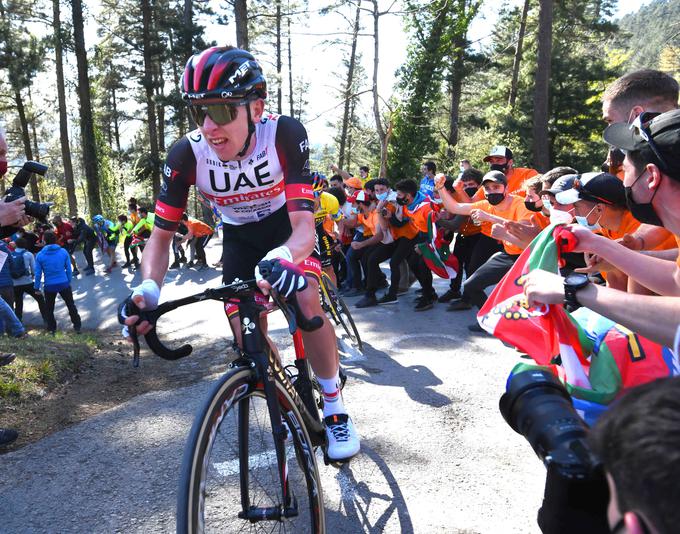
575;206;601;231
524;200;543;212
625;171;663;226
490;163;508;173
432;197;443;205
550;208;575;225
543;199;553;213
464;187;478;198
0;161;7;176
376;192;388;201
485;193;505;206
396;196;409;206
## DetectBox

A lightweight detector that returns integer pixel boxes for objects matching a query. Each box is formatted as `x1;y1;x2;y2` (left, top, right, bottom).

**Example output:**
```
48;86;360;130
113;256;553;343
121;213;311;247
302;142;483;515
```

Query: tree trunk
155;56;166;153
370;0;388;178
14;88;40;200
142;0;161;199
287;17;294;116
532;0;552;171
234;0;249;49
169;28;186;136
53;0;77;215
72;0;102;215
275;0;282;114
446;28;466;161
338;0;361;169
509;0;530;109
182;0;195;132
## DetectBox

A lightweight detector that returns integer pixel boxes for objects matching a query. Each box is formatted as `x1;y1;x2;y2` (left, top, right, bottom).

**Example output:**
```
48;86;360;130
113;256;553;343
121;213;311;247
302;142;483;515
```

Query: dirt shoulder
0;328;234;452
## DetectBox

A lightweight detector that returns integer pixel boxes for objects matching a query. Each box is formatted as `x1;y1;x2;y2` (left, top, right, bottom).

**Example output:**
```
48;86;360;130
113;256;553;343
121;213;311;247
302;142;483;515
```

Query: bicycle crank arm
238;497;299;522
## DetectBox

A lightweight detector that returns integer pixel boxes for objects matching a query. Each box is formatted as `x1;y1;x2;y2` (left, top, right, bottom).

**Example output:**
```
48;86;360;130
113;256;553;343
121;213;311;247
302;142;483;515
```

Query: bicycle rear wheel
177;368;325;534
321;274;363;351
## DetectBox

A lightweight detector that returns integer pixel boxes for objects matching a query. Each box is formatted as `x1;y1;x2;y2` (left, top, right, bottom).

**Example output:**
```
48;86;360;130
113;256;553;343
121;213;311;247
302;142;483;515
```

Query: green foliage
443;0;621;173
615;0;680;71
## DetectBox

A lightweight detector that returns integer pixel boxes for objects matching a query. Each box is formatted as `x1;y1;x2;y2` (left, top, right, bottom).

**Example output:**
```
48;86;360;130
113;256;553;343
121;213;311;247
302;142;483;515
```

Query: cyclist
312;172;343;286
121;46;359;462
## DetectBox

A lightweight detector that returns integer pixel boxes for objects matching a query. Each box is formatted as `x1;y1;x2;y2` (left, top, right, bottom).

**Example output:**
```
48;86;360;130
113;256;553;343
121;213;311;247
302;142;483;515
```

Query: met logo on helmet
228;62;251;85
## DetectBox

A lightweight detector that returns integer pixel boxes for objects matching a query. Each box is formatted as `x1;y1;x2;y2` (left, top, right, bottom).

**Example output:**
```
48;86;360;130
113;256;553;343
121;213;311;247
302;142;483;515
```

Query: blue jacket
0;241;12;288
34;244;72;290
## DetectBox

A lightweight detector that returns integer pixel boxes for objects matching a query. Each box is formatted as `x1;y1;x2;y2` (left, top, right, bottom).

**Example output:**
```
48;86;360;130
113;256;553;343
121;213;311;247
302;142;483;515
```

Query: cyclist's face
198;99;265;161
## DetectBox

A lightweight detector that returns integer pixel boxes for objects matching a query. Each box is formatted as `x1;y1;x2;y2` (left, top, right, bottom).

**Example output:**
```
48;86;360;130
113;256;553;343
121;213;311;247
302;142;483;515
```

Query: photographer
589;377;680;534
0;127;29;231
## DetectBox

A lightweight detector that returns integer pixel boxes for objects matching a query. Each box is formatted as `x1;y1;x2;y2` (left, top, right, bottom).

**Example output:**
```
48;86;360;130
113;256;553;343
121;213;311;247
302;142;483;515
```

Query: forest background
0;0;679;220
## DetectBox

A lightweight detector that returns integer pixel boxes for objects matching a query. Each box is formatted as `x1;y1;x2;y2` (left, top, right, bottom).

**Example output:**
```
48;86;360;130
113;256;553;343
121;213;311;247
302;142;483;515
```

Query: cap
481;170;508;186
355;190;369;203
542;175;577;197
603;108;680;179
554;172;627;208
483;145;514;162
344;177;363;189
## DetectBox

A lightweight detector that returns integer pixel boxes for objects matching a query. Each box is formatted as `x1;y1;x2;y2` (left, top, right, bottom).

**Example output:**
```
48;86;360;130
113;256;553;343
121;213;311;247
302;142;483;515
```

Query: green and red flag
478;223;679;405
416;212;459;279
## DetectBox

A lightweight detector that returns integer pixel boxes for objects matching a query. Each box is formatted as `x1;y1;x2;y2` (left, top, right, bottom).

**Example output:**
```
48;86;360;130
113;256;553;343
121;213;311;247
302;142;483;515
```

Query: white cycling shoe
324;413;360;462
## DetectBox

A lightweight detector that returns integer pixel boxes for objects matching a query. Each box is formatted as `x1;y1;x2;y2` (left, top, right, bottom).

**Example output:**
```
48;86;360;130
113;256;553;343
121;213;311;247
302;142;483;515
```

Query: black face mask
524;200;543;212
464;187;478;198
600;162;610;173
396;196;409;206
485;193;505;206
625;171;663;226
490;163;508;173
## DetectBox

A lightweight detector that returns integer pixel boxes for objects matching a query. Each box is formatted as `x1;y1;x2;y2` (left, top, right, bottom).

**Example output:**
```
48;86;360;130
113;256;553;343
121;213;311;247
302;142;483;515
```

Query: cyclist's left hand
256;258;308;297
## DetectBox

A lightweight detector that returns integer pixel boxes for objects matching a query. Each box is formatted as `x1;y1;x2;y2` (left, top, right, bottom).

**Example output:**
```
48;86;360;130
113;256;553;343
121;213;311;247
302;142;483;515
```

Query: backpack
9;250;28;279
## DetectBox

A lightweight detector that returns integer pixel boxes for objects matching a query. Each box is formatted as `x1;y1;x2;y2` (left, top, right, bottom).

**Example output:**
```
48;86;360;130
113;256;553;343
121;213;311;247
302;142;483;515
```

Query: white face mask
550;207;575;225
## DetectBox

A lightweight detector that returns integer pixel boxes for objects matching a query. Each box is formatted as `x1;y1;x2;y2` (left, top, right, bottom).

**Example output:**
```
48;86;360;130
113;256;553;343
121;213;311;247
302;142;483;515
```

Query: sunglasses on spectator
188;103;244;126
629;111;669;171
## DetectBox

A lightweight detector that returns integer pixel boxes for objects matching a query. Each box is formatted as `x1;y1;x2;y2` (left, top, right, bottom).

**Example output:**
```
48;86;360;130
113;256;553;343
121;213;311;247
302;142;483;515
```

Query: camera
4;161;51;221
499;369;600;480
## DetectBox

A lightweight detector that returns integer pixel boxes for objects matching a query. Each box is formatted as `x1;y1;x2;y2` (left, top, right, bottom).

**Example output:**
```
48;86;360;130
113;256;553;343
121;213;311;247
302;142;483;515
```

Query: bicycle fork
236;300;299;523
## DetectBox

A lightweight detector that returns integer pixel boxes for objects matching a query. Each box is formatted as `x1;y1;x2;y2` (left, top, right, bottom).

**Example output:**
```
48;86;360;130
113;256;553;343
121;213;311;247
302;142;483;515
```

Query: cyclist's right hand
119;279;161;338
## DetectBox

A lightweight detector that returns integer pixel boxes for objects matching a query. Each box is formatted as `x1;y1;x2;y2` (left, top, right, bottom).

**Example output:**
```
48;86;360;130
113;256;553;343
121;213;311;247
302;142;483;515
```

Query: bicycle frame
122;279;326;522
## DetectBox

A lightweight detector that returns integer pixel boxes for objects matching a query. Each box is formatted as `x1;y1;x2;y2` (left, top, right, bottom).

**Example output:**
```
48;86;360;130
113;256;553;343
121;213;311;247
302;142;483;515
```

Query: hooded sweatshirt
34;244;72;292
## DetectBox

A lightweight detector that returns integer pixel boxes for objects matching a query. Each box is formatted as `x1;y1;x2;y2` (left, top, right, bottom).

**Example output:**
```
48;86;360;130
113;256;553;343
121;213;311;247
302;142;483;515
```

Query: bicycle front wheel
177;368;325;534
321;274;363;351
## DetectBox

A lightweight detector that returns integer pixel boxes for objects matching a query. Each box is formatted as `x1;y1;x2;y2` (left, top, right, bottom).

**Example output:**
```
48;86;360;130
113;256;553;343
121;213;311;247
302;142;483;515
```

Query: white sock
317;371;346;417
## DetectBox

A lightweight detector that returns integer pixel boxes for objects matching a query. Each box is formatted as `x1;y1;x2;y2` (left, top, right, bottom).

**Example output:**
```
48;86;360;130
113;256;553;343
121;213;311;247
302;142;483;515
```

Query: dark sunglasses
572;177;613;205
188;103;243;126
629;111;669;171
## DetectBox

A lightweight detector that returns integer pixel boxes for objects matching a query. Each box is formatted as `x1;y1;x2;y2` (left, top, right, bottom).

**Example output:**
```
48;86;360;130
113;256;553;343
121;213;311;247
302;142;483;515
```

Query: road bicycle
121;277;334;533
318;270;363;351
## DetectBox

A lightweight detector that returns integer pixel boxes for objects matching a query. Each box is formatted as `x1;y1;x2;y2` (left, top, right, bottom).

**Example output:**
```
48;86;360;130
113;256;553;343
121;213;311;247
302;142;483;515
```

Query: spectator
52;215;78;276
169;219;189;270
131;206;154;253
0;126;29;231
358;165;371;185
11;236;47;325
601;69;679;254
437;168;486;305
419;161;437;199
329;174;344;190
356;179;423;308
14;226;40;254
92;214;119;273
34;230;81;335
117;214;139;270
179;213;214;269
436;171;534;331
0;240;27;338
589;377;680;534
523;108;680;348
348;191;383;294
395;178;438;310
343;176;363;199
69;216;97;275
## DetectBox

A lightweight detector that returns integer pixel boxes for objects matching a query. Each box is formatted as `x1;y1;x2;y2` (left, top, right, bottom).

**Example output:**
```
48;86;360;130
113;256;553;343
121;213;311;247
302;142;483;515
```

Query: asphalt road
2;242;545;533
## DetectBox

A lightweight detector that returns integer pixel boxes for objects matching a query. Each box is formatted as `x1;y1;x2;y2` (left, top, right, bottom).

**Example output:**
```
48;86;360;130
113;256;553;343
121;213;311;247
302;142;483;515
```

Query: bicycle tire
177;367;326;534
321;273;363;351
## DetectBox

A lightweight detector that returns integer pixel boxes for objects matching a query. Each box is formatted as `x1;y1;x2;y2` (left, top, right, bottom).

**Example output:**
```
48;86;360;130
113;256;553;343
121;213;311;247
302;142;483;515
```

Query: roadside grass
0;330;99;404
